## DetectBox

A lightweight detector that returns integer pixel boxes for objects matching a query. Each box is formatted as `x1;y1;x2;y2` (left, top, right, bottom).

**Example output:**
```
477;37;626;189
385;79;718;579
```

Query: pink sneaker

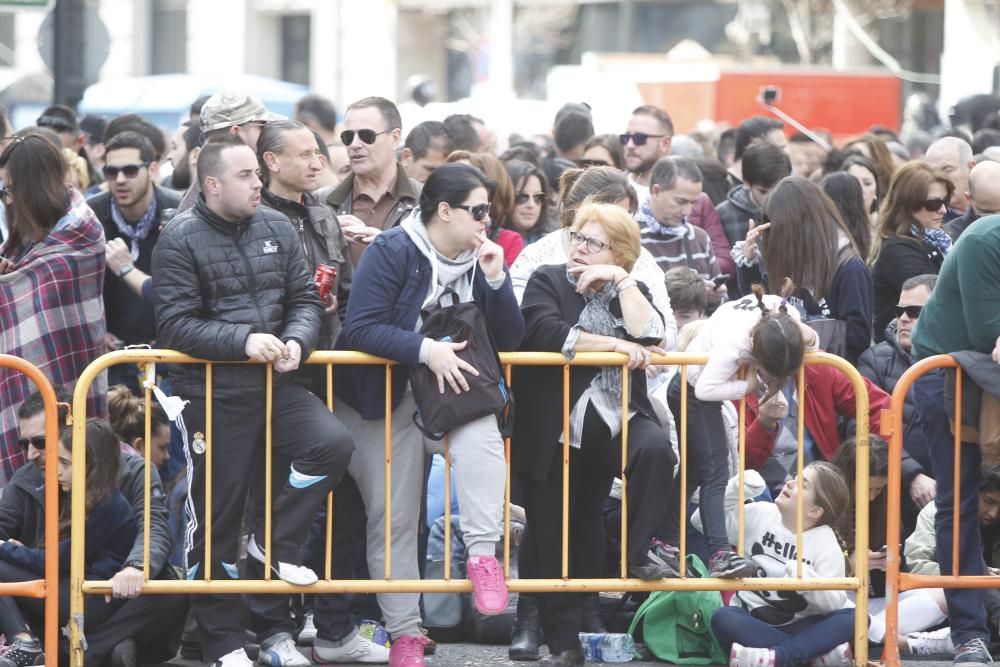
388;635;425;667
466;554;509;615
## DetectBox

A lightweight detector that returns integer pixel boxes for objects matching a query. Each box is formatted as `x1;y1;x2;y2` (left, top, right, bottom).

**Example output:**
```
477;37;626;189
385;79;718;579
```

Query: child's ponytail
749;283;806;402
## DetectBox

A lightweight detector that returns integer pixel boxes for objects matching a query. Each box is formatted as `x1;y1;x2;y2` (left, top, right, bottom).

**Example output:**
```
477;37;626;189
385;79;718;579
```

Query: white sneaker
312;631;391;664
297;612;317;646
730;642;776;667
258;634;310;666
810;642;853;666
906;627;956;655
214;647;254;666
247;535;319;586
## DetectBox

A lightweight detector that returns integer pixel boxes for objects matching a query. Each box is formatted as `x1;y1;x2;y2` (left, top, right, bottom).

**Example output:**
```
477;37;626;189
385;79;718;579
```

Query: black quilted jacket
151;197;323;395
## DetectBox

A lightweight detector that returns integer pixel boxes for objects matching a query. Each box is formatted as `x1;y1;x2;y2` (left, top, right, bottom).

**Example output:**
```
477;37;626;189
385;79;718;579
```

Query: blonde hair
571;202;641;273
62;147;90;190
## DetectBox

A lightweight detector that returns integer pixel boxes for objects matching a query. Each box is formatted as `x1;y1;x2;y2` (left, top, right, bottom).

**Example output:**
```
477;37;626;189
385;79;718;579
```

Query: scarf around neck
111;194;159;262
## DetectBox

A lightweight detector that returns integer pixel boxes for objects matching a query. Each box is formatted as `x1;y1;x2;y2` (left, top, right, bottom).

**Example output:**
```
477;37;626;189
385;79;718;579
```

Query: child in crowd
707;465;855;667
107;384;171;469
657;285;819;578
0;419;137;667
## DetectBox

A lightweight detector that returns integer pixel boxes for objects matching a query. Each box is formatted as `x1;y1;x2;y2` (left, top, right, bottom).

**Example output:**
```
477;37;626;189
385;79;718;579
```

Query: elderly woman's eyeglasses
569;231;612;254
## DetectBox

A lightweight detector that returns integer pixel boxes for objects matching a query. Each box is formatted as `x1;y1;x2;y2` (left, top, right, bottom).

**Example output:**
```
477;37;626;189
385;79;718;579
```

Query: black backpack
410;287;514;440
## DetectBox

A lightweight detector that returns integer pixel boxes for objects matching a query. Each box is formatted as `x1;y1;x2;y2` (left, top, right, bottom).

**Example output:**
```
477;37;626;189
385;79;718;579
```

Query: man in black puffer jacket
152;135;355;667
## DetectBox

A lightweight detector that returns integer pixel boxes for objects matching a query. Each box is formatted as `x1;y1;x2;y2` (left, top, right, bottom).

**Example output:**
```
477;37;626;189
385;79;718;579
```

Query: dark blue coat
335;226;525;420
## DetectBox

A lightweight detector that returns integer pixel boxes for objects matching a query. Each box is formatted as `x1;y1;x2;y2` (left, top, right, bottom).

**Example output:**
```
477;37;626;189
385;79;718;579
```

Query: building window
151;0;187;74
0;14;15;67
281;14;310;86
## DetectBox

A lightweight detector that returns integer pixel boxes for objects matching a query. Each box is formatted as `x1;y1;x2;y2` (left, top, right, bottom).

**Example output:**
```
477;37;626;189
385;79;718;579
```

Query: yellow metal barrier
69;349;869;666
0;354;62;665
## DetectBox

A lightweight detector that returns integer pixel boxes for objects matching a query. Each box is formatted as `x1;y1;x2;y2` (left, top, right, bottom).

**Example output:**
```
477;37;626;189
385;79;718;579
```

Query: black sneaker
709;550;757;578
954;638;993;667
630;540;681;580
0;637;43;667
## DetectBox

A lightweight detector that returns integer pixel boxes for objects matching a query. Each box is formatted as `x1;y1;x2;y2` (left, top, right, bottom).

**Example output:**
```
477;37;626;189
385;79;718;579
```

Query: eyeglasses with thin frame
920;197;949;212
451;203;491;222
515;193;546;206
340;129;392;146
103;163;151;180
619;132;666;147
894;304;923;319
569;231;612;254
17;435;46;450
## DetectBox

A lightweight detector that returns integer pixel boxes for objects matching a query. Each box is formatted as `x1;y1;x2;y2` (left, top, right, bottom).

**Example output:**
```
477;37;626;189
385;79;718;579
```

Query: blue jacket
336;226;525;420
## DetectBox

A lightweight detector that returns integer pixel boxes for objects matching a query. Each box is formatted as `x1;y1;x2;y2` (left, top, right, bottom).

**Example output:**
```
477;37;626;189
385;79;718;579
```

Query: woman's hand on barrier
475;232;505;282
426;339;479;394
613;340;653;369
568;264;628;294
273;339;302;373
106;566;145;602
743;219;770;261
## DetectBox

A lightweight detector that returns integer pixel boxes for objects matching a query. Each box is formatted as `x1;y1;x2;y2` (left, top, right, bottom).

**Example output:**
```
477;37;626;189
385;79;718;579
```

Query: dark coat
512;264;662;482
871;235;944;343
335;225;525;420
89;185;182;344
151;197;323;396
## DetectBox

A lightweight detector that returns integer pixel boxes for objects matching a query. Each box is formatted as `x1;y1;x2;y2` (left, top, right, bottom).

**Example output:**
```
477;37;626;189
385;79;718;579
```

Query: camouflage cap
199;91;285;133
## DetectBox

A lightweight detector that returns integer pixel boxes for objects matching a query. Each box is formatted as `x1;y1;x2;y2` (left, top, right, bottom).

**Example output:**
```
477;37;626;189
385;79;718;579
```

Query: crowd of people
1;88;1000;667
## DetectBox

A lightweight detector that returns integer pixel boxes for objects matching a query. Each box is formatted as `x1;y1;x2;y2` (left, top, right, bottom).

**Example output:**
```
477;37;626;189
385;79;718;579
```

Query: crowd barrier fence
0;354;62;665
67;349;870;666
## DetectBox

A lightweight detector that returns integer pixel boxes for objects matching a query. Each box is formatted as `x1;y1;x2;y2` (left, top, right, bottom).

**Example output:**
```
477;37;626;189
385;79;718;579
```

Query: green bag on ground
627;555;727;664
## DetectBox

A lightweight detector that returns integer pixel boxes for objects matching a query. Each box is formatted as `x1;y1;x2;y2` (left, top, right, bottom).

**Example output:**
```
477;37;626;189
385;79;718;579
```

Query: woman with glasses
504;159;554;246
335;163;524;667
513;202;671;666
0;133;107;484
869;161;954;343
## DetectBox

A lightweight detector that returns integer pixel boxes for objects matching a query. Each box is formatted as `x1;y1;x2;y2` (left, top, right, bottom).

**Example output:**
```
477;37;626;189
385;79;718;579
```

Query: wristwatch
117;264;134;279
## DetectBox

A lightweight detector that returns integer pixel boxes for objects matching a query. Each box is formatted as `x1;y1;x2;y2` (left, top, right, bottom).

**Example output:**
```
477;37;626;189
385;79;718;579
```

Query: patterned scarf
111;195;159;262
912;224;952;257
567;267;622;401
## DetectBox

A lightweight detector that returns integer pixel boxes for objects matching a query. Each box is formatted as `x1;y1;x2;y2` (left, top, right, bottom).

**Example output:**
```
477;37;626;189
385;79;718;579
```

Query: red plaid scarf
0;189;107;483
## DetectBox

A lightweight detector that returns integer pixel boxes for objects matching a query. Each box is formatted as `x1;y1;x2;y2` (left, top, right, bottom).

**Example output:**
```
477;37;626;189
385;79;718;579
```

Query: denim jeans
913;370;989;646
711;606;856;667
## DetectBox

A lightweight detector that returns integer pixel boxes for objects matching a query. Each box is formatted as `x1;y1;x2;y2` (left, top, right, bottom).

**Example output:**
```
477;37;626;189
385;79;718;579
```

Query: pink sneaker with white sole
388;635;425;667
466;555;509;615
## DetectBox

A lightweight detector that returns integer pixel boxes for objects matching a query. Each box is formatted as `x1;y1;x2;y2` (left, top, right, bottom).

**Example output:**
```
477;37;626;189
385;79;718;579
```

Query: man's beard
172;158;192;191
629;153;659;177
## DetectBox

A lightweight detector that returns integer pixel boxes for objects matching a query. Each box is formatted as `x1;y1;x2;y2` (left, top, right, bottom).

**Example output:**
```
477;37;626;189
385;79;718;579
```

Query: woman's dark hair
107;385;169;446
0;134;68;256
556;166;637;228
581;133;625;170
821;172;872;261
505;159;553;235
418;162;495;225
839;155;882;211
832;434;890;553
762;176;859;301
499;143;541;167
870;161;954;264
843;134;895;197
748;284;806;403
57;419;122;539
256;119;310;187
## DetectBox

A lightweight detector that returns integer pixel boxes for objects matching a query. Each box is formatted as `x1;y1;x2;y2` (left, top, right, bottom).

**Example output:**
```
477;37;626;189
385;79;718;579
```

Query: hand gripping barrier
68;349;870;666
0;354;61;665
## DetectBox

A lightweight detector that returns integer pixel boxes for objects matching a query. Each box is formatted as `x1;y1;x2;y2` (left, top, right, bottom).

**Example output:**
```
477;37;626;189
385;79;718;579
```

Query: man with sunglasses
87;131;181;389
322;96;421;267
621;105;673;205
945;161;1000;241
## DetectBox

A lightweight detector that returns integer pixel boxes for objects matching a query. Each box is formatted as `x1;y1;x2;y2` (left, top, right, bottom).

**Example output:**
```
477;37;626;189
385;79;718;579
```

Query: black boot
542;647;585;666
581;593;606;634
509;594;543;661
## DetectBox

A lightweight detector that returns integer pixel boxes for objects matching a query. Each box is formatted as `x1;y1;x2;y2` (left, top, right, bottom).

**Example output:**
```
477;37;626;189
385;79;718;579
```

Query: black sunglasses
921;197;949;212
515;193;546;206
619;132;666;147
452;203;491;222
894;305;923;319
17;436;46;450
340;129;391;146
103;163;151;179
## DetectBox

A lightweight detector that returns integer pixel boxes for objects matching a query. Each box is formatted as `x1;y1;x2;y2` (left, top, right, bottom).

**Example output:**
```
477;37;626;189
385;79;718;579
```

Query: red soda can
314;264;337;300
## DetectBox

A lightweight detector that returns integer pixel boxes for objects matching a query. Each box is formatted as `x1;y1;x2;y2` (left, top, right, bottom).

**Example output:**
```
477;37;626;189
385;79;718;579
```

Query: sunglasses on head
17;436;46;450
894;305;923;319
452;203;491;222
36;116;76;133
103;163;150;179
340;129;390;146
921;197;949;212
515;193;546;206
619;132;666;147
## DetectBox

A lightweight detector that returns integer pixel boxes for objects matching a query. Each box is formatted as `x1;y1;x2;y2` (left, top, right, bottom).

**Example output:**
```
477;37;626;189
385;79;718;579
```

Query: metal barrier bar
0;355;60;666
69;349;870;667
796;366;805;578
205;363;213;583
679;364;688;578
619;365;630;580
265;364;273;582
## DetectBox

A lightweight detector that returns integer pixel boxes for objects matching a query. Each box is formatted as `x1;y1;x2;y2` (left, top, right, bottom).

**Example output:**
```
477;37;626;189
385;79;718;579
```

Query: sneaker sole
712;564;757;578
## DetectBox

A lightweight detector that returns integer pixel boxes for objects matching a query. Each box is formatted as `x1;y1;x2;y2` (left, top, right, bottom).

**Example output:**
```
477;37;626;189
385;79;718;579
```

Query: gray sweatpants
337;388;506;639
